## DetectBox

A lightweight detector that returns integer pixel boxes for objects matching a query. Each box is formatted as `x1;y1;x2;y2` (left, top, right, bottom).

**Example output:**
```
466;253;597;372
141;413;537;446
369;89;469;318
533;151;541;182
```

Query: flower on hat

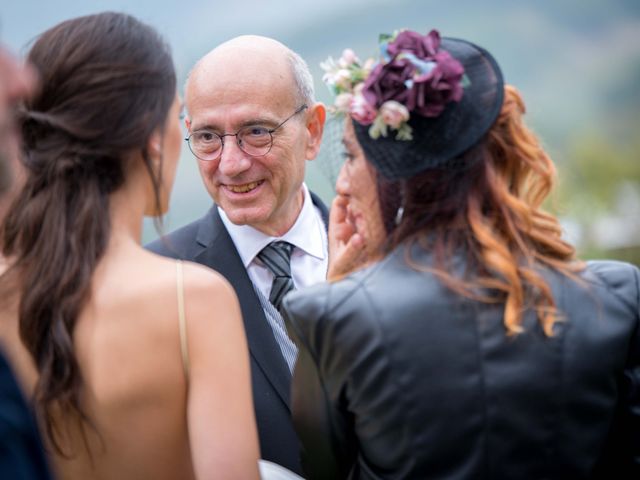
321;29;469;141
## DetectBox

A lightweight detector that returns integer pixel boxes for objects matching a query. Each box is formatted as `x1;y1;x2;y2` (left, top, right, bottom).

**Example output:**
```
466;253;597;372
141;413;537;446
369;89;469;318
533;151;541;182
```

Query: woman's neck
107;173;148;248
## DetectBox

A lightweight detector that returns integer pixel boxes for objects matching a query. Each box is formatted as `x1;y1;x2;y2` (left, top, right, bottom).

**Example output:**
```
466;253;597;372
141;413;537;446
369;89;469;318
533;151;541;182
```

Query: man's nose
218;137;252;177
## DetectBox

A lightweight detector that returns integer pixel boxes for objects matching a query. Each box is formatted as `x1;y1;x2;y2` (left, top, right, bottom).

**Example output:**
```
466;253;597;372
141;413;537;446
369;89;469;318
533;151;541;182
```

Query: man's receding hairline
184;35;314;108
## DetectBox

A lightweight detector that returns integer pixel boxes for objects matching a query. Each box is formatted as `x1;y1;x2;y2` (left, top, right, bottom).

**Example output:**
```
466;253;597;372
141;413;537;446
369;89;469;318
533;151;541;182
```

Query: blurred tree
552;127;640;265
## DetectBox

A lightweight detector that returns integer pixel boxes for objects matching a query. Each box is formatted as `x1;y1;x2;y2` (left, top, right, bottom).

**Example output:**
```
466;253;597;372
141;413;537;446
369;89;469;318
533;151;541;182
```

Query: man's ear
304;102;326;161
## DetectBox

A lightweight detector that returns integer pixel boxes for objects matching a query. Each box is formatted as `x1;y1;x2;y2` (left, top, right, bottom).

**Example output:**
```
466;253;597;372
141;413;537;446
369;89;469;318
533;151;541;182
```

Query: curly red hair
381;85;583;336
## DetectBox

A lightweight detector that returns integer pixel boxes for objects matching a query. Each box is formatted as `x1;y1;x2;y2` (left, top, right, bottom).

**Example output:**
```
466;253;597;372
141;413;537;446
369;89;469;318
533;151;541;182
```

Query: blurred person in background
148;34;327;475
0;12;260;479
283;29;640;479
0;43;51;480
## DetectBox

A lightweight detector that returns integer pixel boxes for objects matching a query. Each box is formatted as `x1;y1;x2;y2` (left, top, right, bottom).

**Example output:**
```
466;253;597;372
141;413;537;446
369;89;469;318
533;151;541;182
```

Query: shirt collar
219;183;327;268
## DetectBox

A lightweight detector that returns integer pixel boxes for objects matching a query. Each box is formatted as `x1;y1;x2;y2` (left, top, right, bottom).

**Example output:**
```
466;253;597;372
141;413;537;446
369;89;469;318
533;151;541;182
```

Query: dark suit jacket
0;350;52;480
147;192;328;475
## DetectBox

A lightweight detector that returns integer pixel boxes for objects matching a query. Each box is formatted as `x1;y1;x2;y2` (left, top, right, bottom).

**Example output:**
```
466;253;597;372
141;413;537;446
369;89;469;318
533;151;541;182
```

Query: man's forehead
186;66;297;124
191;65;291;97
186;95;297;131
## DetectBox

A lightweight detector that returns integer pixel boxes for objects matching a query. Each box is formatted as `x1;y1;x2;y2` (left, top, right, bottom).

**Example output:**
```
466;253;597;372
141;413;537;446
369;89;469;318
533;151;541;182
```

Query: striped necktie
257;241;295;312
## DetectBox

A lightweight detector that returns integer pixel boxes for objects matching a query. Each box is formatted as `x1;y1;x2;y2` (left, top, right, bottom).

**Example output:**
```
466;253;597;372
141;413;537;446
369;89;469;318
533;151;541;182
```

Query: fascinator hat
321;29;504;180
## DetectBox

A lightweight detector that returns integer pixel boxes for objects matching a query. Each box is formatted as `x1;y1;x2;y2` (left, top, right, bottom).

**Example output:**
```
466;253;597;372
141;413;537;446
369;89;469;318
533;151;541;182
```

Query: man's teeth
228;181;261;193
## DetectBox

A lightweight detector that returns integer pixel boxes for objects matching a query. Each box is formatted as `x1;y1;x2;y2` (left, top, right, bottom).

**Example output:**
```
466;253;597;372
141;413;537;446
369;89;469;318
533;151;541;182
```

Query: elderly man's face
185;44;324;237
0;48;35;193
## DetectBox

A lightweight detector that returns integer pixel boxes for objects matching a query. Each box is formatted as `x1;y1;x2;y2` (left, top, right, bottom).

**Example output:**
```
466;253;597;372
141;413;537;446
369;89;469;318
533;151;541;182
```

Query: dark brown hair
0;12;176;453
378;86;583;336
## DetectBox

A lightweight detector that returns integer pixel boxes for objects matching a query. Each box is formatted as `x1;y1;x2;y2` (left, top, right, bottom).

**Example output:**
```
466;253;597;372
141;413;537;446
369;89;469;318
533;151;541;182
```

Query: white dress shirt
219;183;328;371
219;183;328;299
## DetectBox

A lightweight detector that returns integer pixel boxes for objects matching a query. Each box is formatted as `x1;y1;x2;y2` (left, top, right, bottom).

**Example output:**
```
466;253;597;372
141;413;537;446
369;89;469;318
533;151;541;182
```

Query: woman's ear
147;130;162;160
304;102;326;161
145;131;164;176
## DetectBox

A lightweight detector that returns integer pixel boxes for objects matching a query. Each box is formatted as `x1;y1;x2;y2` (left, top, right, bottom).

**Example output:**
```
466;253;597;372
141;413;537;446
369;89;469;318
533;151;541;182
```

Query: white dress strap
176;260;190;380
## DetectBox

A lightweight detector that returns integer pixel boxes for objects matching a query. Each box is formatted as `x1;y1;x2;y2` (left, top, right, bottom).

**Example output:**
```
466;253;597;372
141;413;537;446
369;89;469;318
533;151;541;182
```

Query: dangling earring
395;181;405;226
395;206;404;226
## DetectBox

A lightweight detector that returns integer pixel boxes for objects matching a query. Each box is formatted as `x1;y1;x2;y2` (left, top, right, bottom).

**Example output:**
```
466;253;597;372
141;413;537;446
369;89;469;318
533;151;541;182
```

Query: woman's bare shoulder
178;261;241;329
92;249;239;335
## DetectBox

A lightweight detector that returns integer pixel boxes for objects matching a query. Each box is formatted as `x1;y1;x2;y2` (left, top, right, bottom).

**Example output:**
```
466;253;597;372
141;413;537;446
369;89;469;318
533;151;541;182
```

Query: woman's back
1;243;258;479
285;246;640;478
58;250;194;479
0;12;260;479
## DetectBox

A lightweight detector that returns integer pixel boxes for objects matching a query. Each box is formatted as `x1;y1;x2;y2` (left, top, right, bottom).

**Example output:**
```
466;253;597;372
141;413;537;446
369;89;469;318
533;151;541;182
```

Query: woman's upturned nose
335;163;350;196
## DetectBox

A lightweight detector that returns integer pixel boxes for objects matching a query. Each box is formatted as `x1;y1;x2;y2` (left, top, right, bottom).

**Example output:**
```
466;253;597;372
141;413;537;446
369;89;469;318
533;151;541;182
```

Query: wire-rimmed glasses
185;104;308;161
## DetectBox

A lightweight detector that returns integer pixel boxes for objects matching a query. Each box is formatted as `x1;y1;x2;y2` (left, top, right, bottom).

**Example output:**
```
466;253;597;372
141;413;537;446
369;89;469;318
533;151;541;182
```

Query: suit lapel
193;207;293;410
310;190;329;230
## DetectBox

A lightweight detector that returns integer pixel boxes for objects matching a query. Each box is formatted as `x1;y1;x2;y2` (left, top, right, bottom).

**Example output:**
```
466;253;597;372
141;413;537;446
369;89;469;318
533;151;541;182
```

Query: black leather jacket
282;245;640;479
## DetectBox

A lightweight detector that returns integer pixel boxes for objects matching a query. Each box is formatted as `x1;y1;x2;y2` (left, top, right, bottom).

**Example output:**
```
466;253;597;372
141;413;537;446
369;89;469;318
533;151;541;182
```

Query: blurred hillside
1;0;639;263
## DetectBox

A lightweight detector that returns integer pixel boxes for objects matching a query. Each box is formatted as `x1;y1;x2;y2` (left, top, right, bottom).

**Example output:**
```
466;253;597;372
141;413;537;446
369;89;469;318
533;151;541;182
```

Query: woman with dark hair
0;12;260;479
283;30;640;479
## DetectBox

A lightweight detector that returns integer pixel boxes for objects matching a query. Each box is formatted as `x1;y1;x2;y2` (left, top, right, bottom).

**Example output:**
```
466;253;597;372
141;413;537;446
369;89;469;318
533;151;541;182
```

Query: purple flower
407;50;465;117
361;58;415;109
387;29;441;59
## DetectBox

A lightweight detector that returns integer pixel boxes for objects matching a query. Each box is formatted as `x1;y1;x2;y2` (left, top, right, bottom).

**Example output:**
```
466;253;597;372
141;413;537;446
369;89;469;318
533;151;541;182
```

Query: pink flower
338;48;359;67
349;94;377;125
334;92;353;112
379;100;410;129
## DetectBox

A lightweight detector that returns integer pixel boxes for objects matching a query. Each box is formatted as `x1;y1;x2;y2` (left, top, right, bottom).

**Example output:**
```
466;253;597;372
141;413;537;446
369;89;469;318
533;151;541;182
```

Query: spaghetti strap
176;260;190;380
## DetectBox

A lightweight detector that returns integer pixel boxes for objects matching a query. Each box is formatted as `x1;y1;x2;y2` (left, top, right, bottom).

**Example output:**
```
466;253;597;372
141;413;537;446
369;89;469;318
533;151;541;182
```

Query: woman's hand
327;194;367;281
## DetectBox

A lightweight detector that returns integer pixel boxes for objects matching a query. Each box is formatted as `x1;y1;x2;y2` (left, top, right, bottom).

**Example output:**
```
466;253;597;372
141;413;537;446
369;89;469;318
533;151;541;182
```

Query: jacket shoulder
583;260;640;312
145;209;214;259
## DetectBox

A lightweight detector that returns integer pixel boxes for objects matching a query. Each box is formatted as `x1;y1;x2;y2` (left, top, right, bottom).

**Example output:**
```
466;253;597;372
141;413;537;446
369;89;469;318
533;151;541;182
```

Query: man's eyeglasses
185;104;308;162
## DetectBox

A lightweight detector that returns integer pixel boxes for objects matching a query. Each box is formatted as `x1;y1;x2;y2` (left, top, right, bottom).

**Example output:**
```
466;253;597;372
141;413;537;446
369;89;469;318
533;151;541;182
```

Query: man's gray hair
287;49;315;105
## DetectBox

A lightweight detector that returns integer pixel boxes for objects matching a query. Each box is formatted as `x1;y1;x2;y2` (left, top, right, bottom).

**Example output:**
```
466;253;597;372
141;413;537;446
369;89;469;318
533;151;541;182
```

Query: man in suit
147;35;327;474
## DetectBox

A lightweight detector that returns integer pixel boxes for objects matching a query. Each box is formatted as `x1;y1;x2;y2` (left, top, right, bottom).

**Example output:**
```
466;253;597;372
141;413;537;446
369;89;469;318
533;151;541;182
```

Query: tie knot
257;241;294;278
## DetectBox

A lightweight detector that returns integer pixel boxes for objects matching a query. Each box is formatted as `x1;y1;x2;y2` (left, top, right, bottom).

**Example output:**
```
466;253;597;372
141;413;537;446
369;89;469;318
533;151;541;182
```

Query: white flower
353;82;365;96
320;56;338;73
395;124;413;141
363;58;377;75
368;115;388;139
338;48;359;68
334;69;352;90
334;92;353;112
379;100;410;129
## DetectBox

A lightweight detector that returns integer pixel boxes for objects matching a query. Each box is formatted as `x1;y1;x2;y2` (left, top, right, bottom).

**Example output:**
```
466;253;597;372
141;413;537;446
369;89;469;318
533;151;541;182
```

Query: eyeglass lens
187;104;307;161
190;126;272;160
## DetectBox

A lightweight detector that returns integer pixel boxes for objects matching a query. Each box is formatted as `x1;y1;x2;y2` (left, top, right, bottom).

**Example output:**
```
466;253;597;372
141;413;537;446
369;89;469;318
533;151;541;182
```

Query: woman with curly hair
0;12;260;479
283;29;639;479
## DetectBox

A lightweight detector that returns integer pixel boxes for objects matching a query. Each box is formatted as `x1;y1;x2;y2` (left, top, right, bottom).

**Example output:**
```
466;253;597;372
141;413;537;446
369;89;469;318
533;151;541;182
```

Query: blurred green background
2;0;638;264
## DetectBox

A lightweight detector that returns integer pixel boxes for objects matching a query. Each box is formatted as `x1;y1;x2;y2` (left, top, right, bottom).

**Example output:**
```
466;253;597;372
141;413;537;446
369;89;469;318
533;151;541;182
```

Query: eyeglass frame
184;104;308;161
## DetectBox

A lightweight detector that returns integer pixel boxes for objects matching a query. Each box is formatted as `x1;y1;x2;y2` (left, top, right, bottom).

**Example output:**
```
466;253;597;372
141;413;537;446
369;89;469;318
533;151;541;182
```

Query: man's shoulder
146;207;219;259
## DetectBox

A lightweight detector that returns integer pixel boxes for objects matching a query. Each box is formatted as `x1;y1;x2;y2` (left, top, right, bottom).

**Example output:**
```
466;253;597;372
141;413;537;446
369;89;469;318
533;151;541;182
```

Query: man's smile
224;180;264;194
